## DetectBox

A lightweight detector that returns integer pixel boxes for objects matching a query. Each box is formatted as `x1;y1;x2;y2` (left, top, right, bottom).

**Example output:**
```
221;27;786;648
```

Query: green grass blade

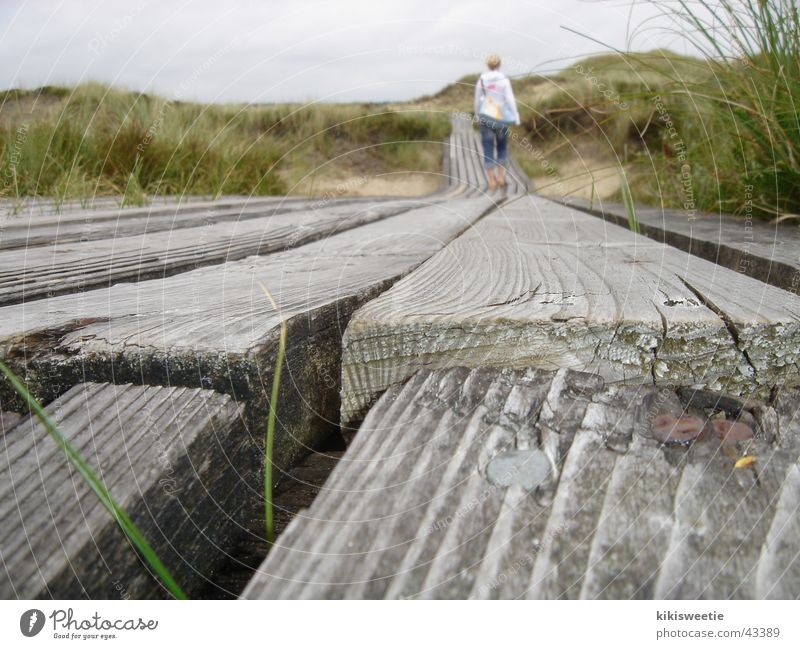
0;360;187;599
258;284;287;545
619;167;640;234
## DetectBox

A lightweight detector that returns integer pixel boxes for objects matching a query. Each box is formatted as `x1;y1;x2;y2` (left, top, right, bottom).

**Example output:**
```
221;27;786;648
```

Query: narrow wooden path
0;194;216;217
445;116;529;197
0;196;495;468
247;192;800;599
244;366;800;599
0;121;502;598
0;196;317;250
3;115;798;600
0;197;448;305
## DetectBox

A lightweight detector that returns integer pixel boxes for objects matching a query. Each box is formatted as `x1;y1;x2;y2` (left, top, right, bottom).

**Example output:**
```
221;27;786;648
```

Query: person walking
474;54;520;190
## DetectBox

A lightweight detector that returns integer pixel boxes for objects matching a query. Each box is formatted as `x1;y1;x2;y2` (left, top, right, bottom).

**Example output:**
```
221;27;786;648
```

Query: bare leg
496;165;506;188
487;166;497;190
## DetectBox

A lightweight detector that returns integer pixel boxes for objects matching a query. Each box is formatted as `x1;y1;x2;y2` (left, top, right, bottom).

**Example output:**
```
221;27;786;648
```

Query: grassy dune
408;51;712;205
0;83;449;204
1;2;795;219
413;1;799;220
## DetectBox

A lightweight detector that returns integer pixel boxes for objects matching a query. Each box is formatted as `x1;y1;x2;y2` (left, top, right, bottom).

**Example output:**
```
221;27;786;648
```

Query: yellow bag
479;79;502;120
479;78;509;123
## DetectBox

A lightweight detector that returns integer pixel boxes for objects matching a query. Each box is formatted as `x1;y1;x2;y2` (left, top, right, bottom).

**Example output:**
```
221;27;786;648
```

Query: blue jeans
479;120;510;169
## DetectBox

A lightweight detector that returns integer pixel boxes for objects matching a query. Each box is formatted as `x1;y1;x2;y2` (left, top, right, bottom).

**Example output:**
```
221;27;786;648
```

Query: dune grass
620;167;640;234
259;284;287;546
530;0;799;219
0;83;450;204
0;359;186;599
411;1;798;220
640;0;800;219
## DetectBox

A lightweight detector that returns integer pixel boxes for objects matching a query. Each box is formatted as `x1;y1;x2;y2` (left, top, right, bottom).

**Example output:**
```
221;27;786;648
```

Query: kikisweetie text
656;611;724;621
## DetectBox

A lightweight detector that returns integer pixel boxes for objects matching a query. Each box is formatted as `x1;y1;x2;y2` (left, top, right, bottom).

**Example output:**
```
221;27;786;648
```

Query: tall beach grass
0;83;450;203
629;0;799;218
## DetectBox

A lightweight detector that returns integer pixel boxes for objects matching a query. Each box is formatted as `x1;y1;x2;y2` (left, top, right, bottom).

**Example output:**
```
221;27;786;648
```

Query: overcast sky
0;0;691;103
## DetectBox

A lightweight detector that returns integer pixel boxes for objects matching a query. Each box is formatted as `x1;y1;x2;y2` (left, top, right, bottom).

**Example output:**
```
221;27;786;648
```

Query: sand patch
532;153;622;201
293;172;443;198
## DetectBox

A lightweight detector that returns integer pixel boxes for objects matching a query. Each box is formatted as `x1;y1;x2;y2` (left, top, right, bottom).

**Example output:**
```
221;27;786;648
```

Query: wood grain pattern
0;194;216;217
563;197;800;296
341;195;800;426
0;197;442;305
0;195;324;250
0;382;247;599
0;196;497;471
242;366;800;599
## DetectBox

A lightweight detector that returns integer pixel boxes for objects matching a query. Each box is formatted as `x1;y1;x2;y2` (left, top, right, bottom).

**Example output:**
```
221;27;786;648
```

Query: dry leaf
734;455;757;469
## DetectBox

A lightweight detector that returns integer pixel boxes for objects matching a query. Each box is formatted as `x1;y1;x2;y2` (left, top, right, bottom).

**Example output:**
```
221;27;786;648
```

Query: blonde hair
486;54;501;70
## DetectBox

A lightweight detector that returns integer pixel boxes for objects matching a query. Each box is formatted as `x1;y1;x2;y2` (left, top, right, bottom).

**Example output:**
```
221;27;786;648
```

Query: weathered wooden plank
242;366;800;599
193;444;346;599
0;194;215;217
242;367;537;599
258;371;442;599
0;382;247;598
341;195;800;426
576;389;684;598
468;118;530;195
449;118;475;194
755;462;800;598
0;409;21;432
523;370;615;599
457;121;481;192
0;197;438;305
0;195;345;250
750;385;800;598
507;155;531;196
442;135;455;190
0;196;497;473
563;197;800;296
464;369;598;599
666;262;800;393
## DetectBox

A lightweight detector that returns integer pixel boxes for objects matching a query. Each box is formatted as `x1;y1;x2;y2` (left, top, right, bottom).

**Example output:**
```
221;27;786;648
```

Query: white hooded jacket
474;70;520;125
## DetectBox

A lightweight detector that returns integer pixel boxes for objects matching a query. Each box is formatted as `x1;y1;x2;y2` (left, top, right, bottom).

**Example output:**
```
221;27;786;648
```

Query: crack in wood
678;275;759;381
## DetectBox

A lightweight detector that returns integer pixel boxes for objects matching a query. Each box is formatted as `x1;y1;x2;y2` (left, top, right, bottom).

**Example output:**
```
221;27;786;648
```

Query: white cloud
0;0;689;103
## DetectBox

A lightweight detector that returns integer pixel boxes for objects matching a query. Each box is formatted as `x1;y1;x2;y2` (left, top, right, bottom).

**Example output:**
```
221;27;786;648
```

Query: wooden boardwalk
2;116;799;600
0;196;316;250
244;366;800;599
250;191;800;599
0;197;447;305
341;194;800;426
0;196;496;467
444;116;529;197
0;121;503;598
0;194;216;217
563;197;800;295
